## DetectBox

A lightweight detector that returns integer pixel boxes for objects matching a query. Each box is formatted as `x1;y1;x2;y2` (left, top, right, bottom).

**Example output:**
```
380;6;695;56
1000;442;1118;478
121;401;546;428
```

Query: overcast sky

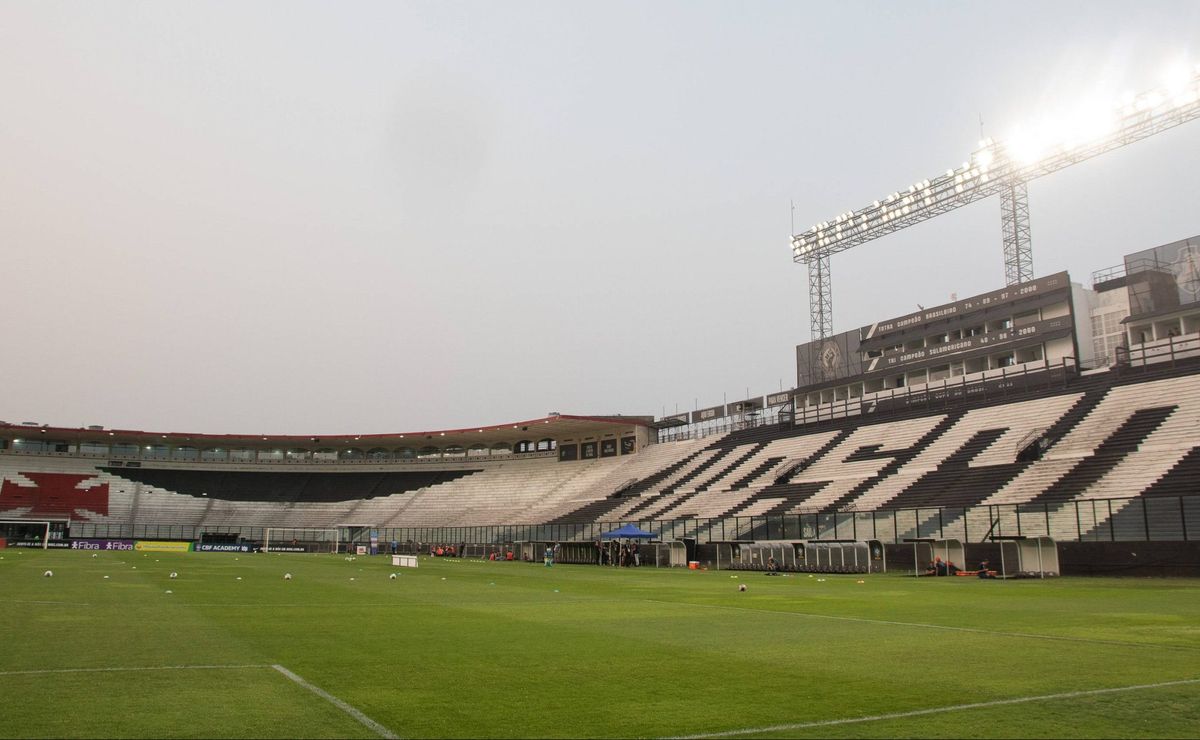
3;1;1199;435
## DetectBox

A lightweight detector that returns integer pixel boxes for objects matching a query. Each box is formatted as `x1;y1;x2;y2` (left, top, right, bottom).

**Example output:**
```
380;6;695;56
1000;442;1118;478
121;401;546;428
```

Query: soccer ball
169;572;178;579
738;583;746;592
283;573;292;580
91;554;98;559
236;576;242;581
43;570;53;578
389;573;397;580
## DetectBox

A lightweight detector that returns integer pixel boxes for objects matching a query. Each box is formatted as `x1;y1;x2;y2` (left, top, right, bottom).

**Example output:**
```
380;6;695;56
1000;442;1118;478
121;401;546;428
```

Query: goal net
0;520;52;550
264;528;339;554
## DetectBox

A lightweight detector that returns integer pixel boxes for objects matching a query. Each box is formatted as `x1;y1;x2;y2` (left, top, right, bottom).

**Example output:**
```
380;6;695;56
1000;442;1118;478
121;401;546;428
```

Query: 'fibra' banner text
71;539;134;551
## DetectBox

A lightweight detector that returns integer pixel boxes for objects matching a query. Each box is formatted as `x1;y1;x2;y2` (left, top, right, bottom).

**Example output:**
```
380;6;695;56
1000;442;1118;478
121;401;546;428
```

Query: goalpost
0;520;52;550
264;527;339;554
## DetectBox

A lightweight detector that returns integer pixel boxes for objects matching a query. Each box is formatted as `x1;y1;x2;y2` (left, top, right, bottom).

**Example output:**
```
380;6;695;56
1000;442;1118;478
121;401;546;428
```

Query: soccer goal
0;520;52;549
264;528;339;554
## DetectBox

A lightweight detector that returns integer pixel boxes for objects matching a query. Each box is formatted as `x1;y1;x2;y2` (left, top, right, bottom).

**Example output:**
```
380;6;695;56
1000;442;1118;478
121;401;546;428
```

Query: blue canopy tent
601;524;657;540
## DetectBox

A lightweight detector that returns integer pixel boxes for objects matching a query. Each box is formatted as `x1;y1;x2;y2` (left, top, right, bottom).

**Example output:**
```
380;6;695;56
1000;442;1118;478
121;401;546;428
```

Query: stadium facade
2;235;1198;574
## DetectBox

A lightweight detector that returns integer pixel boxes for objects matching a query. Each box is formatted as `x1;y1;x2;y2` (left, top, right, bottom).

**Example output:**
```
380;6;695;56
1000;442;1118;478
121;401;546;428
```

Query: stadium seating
2;363;1198;543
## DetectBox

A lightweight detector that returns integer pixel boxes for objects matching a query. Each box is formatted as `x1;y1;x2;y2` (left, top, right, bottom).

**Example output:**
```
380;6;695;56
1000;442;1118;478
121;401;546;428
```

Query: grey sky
3;1;1199;434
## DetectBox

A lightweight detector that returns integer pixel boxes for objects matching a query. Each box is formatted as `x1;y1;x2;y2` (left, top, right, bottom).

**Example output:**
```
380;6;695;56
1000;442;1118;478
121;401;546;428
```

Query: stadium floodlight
792;66;1200;341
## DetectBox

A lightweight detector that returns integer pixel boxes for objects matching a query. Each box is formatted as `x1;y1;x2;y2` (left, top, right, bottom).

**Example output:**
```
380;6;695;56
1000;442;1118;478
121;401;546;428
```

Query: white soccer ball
389;573;397;580
103;575;109;579
350;577;356;581
283;573;292;580
738;583;746;592
236;576;242;581
43;570;53;578
165;590;173;594
91;554;98;558
169;572;178;579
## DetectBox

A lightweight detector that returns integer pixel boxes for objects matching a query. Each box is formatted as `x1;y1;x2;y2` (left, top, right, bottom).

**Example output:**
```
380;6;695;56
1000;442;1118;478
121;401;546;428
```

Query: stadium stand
3;361;1198;545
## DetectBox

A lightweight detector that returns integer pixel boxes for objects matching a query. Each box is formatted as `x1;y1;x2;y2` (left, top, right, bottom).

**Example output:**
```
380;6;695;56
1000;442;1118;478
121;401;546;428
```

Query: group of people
595;540;641;567
925;556;996;578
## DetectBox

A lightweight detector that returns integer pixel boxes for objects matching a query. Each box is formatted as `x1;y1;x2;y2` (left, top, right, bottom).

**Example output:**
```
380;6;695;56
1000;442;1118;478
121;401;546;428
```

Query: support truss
1000;179;1033;285
807;253;832;341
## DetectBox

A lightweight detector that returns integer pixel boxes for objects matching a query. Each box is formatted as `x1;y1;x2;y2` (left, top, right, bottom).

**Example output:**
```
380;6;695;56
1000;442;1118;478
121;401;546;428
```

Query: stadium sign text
70;539;134;551
195;544;253;553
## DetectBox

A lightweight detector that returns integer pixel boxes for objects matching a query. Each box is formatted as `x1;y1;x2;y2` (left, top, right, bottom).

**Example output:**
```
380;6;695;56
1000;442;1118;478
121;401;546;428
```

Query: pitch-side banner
135;540;194;553
71;539;134;551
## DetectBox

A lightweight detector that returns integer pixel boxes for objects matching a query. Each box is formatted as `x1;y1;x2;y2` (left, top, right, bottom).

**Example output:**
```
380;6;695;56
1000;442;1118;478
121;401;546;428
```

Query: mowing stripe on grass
0;664;270;677
272;664;398;739
642;599;1200;652
665;677;1200;739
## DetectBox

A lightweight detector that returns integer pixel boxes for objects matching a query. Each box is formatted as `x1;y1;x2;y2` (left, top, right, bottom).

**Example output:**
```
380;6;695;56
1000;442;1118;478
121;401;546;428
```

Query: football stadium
3;5;1200;740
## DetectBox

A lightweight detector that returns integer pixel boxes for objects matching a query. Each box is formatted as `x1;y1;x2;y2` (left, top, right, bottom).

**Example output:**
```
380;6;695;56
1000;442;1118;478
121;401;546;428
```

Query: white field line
640;599;1200;651
272;664;398;740
664;677;1200;739
5;600;91;606
0;664;270;676
1;662;399;739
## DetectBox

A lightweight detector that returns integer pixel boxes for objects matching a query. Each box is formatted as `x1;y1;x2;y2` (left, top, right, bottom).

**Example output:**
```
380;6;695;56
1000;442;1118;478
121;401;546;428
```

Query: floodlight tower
792;66;1200;341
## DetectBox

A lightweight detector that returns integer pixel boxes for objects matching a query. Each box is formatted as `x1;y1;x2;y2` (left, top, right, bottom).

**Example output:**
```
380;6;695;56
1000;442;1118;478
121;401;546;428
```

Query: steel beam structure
1000;179;1033;285
807;253;832;341
792;69;1200;340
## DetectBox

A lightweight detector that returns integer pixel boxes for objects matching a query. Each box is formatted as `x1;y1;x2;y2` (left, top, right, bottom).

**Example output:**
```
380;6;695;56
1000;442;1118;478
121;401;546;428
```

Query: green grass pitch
1;549;1197;738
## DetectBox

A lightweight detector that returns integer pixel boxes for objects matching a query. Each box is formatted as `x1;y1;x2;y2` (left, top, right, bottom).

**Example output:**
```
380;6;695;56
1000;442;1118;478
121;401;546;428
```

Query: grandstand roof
0;414;653;450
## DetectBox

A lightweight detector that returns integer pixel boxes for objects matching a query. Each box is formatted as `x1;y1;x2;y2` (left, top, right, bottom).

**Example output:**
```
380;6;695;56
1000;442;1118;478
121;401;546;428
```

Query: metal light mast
792;67;1200;341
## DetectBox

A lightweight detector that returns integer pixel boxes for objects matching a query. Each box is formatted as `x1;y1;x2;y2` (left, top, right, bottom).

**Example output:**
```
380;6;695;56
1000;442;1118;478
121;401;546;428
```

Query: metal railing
66;494;1197;546
659;358;1077;443
1117;332;1200;371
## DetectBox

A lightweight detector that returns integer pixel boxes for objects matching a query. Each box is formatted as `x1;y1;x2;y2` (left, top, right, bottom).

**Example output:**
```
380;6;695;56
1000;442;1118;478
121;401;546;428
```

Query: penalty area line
272;664;398;740
664;677;1200;739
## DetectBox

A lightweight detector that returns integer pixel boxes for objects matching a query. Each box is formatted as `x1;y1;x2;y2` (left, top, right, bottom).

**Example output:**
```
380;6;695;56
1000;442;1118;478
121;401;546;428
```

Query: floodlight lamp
1163;62;1192;98
974;149;994;168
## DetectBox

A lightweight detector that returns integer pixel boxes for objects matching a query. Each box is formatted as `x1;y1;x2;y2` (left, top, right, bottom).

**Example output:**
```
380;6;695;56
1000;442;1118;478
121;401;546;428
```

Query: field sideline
1;549;1197;738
